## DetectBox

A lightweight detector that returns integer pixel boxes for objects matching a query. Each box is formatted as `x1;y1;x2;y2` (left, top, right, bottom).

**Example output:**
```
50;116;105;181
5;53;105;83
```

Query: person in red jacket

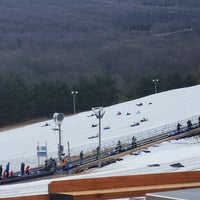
2;170;7;180
10;170;14;178
25;165;30;175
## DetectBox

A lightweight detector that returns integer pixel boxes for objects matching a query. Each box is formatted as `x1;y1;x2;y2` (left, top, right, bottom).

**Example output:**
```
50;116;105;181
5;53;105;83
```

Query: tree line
0;72;197;126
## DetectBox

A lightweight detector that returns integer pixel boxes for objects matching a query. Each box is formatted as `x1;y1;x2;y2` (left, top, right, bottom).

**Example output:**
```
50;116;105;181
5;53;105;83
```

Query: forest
0;0;200;125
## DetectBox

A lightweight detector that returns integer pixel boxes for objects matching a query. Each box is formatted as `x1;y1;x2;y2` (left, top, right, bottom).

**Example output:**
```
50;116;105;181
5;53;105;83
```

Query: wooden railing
0;194;49;200
49;171;200;200
1;171;200;200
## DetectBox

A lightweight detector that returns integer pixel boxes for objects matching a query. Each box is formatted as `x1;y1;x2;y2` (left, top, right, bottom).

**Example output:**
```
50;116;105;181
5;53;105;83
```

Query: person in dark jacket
96;146;100;160
80;151;83;165
5;162;10;178
21;162;25;175
187;120;192;129
132;136;137;148
177;123;181;133
0;165;2;179
116;140;122;151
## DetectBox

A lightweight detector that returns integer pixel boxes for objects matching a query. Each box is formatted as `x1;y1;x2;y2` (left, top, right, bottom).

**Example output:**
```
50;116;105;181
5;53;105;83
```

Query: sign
37;146;47;151
37;151;47;157
37;142;48;167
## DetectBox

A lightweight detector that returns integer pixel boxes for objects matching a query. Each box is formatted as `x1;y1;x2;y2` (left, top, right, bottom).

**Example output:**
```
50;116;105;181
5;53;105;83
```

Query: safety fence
67;114;200;159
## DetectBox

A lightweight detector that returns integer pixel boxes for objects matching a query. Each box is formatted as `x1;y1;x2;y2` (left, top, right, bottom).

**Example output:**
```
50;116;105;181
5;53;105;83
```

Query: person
25;165;30;175
88;134;98;139
2;170;7;180
61;159;67;171
136;110;140;114
116;140;122;151
5;162;10;178
10;170;14;178
131;122;140;127
198;116;200;127
117;111;122;115
140;117;148;122
45;159;50;171
177;123;181;133
132;136;137;148
0;165;2;179
80;150;83;165
103;125;110;130
91;124;98;128
187;120;192;129
65;162;70;174
42;123;50;127
45;158;57;172
96;146;100;160
52;158;57;173
21;162;25;175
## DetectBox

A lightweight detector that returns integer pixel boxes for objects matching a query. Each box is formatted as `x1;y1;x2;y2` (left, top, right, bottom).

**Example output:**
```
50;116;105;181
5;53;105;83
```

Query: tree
0;75;32;125
77;73;118;111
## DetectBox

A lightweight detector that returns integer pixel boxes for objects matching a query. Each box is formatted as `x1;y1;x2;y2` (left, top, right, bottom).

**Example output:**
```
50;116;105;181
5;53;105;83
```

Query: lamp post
53;113;64;160
152;79;159;94
92;107;105;168
71;91;78;114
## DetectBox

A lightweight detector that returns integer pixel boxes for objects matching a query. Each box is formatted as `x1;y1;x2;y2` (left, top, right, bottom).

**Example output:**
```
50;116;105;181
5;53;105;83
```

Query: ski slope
0;85;200;198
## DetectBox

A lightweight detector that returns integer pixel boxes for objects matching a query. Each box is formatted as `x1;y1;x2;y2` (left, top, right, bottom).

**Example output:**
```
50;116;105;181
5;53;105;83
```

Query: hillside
0;84;200;172
0;85;200;198
0;0;200;81
0;0;200;124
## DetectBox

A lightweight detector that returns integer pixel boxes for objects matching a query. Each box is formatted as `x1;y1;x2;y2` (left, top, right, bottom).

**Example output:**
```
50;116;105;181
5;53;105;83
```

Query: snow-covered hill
0;85;200;198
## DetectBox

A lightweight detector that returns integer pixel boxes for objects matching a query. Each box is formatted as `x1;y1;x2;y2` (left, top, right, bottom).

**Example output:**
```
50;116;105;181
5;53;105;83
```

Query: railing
67;114;200;159
11;113;198;171
65;115;199;167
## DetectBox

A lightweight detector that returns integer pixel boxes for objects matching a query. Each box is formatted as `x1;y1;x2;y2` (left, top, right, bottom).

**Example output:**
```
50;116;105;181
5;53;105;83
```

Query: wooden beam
50;182;200;200
49;171;200;193
0;194;49;200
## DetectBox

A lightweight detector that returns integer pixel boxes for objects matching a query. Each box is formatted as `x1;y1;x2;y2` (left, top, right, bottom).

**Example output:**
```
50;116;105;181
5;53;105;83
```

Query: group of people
20;162;30;176
115;137;137;152
177;116;200;133
177;120;193;132
0;162;15;180
0;162;31;181
0;162;11;180
60;151;84;172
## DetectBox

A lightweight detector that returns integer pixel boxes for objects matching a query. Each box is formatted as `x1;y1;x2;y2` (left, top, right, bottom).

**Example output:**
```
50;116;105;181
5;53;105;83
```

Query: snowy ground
0;85;200;198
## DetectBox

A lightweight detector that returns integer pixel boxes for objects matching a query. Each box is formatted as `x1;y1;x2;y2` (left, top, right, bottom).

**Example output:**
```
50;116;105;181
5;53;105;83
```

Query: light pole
53;113;64;160
92;107;105;168
152;79;159;94
71;91;78;114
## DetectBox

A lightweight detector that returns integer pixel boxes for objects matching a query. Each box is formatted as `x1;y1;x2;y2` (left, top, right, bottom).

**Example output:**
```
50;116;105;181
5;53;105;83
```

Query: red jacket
25;166;30;174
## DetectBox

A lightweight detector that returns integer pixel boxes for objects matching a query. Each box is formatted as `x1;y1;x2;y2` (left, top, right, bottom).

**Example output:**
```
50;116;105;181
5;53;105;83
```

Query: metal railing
67;114;200;165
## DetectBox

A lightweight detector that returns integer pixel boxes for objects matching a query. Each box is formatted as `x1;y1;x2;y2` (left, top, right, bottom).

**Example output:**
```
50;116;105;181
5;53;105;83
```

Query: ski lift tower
53;113;65;160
